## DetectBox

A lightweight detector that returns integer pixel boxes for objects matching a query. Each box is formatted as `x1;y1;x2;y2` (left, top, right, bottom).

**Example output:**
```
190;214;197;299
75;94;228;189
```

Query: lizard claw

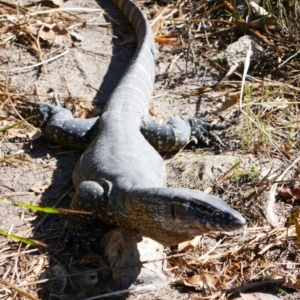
53;93;63;107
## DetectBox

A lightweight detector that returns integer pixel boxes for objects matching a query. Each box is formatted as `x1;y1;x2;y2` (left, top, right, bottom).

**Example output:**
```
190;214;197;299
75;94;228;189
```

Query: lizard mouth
221;214;246;231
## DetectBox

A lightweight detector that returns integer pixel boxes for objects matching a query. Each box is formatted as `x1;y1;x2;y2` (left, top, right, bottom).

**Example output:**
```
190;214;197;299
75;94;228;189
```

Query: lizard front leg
65;180;114;255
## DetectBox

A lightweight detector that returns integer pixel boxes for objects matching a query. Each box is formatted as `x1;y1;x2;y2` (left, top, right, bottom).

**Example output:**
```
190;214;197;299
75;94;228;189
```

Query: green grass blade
0;116;33;133
0;198;92;215
0;228;47;247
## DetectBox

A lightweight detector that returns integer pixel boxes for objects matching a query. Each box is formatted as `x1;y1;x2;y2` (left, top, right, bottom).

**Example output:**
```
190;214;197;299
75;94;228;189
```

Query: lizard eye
196;204;212;213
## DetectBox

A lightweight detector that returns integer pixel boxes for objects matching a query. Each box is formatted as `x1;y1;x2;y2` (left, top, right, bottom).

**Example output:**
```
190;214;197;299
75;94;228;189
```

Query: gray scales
18;0;246;250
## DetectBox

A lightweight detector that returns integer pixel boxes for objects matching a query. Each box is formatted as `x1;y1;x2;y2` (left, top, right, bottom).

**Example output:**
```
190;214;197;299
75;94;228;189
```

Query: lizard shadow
23;0;147;298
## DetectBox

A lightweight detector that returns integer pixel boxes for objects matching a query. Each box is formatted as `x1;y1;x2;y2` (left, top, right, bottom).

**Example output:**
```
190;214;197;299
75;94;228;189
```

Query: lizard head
169;188;246;236
132;188;246;246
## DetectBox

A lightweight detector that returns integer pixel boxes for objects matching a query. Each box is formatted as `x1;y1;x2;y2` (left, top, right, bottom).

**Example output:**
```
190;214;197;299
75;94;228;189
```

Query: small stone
100;227;166;290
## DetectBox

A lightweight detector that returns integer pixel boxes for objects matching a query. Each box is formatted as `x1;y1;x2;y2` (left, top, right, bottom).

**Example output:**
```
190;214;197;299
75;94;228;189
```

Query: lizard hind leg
18;94;100;149
65;181;114;255
140;116;191;153
141;114;240;153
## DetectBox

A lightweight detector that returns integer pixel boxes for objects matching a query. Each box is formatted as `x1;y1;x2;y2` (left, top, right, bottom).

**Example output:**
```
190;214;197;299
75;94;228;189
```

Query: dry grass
0;0;106;74
152;0;300;298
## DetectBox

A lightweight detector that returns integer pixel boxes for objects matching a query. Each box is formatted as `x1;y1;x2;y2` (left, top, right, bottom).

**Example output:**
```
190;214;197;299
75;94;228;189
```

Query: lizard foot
17;100;65;130
188;116;241;147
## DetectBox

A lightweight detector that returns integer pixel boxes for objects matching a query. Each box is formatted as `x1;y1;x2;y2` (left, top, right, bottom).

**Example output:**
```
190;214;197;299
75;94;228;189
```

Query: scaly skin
18;0;245;250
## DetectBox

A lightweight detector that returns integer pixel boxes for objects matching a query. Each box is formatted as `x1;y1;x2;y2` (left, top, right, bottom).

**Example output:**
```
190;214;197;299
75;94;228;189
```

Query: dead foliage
0;0;105;73
152;0;300;298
